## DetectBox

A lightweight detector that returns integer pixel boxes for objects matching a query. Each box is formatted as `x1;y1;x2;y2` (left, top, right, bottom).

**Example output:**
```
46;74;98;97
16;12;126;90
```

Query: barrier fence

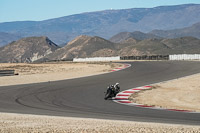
73;56;120;62
169;54;200;60
0;70;16;76
71;54;200;62
120;55;169;60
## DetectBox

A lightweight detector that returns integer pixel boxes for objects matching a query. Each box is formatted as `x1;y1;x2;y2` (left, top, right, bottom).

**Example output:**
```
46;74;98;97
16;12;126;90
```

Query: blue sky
0;0;200;23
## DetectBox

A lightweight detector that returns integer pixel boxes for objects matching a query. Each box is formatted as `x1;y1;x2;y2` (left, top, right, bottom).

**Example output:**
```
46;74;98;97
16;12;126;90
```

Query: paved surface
1;61;200;125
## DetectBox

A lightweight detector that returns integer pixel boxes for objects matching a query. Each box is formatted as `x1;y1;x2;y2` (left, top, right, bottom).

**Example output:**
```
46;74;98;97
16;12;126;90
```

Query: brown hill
121;37;200;55
109;31;162;43
0;36;59;63
39;35;117;61
118;38;168;56
150;22;200;39
120;38;138;44
160;37;200;54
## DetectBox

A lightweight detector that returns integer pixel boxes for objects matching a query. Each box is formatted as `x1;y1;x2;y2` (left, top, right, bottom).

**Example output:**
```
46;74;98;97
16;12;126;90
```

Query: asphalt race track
1;61;200;125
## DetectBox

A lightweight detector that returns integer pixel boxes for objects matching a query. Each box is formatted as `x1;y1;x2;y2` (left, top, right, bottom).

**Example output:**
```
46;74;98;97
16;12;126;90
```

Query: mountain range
109;22;200;43
0;34;200;63
0;32;21;47
37;35;200;62
0;4;200;46
0;4;200;63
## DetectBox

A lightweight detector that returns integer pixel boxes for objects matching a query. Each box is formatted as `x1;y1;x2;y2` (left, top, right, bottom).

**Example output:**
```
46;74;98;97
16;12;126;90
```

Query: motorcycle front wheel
104;89;112;100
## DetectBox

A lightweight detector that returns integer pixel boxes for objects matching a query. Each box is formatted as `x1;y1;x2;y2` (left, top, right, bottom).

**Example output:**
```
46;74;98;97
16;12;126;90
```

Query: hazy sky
0;0;200;23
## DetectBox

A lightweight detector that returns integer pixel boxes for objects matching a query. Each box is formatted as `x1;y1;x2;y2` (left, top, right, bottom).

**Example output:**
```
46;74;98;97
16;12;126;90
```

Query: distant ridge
109;31;162;43
0;4;199;45
0;32;21;47
150;22;200;39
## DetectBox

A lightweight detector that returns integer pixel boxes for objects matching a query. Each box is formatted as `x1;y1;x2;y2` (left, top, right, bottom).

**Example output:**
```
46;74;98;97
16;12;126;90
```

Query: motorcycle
104;86;119;100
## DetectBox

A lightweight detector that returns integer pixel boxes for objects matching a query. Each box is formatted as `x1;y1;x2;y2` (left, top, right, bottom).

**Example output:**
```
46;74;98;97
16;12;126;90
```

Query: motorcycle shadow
104;97;116;100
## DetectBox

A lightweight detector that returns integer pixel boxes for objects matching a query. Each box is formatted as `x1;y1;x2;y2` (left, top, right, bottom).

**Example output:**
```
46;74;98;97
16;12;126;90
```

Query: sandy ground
0;62;120;86
0;113;200;133
130;73;200;112
0;62;200;132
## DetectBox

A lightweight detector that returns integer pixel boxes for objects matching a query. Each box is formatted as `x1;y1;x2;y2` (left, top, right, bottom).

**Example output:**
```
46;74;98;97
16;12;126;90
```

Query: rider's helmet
115;83;119;87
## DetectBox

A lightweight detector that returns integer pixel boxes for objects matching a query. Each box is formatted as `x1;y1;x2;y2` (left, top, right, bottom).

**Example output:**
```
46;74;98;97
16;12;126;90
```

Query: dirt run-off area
0;113;200;133
0;62;121;86
130;73;200;112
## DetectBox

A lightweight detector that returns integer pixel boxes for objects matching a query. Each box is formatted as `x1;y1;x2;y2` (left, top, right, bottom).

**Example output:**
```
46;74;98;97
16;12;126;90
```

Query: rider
108;85;115;92
108;83;120;95
105;83;120;99
114;83;120;94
